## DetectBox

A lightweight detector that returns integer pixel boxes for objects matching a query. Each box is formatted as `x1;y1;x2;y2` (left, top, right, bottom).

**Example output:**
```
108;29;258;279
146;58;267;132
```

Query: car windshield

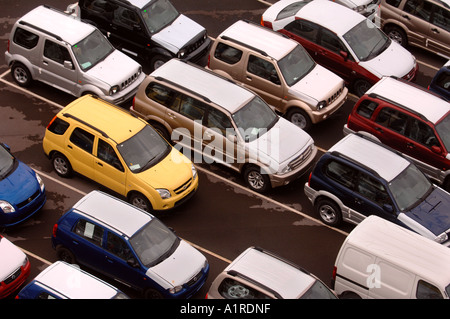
388;164;433;211
343;19;390;61
72;29;115;71
435;113;450;152
117;125;171;173
232;96;279;142
275;0;311;20
299;280;337;299
129;218;180;268
0;145;14;180
278;45;316;86
141;0;180;34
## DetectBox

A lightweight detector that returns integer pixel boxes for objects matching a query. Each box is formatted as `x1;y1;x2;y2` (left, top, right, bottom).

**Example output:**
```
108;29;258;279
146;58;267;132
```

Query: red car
0;235;30;298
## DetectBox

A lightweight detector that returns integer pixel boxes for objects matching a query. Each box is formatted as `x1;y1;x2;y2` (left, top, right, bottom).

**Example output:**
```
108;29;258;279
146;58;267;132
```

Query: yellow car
42;95;198;212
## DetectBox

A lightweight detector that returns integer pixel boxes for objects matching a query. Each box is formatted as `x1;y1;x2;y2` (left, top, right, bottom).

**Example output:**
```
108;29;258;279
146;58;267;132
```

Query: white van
332;215;450;299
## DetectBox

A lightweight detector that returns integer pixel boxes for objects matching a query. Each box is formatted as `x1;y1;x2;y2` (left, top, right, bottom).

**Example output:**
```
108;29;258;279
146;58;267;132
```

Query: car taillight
331;266;337;289
308;172;312;186
46;115;58;129
207;54;211;68
131;96;135;110
7;39;10;53
261;18;272;29
52;223;58;237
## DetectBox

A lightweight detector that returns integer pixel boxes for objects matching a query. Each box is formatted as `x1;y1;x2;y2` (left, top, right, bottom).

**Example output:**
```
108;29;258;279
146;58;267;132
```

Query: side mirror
127;258;139;268
64;60;73;70
339;50;348;61
431;145;442;154
382;204;393;213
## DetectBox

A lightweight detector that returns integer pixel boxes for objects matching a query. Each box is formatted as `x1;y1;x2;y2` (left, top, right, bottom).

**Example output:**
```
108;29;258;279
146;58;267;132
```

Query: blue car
0;143;46;227
51;190;209;299
304;133;450;246
429;60;450;101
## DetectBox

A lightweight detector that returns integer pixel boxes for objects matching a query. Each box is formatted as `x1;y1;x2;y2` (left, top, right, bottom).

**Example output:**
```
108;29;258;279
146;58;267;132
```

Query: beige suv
207;20;348;131
130;59;317;193
380;0;450;59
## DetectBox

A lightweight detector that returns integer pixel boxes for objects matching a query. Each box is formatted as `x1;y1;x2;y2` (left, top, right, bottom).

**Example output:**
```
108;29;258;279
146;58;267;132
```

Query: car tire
315;198;342;226
52;153;73;178
129;192;152;212
144;288;163;299
151;122;171;142
353;79;372;97
56;246;77;264
287;108;311;131
150;54;169;71
11;63;32;87
244;165;271;193
384;25;407;47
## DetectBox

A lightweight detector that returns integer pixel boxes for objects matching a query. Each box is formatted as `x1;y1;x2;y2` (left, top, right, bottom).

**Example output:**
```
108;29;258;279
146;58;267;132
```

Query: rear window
13;27;39;49
47;117;70;135
356;99;378;119
214;42;243;65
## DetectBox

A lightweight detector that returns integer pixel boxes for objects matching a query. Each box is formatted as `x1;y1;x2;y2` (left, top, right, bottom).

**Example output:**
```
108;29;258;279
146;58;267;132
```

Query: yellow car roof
61;95;146;144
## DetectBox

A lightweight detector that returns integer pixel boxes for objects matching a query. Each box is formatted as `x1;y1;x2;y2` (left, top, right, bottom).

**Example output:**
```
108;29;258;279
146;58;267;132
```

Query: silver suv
5;5;145;104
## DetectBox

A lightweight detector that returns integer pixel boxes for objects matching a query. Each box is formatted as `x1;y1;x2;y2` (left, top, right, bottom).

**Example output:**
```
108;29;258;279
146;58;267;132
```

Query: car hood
0;237;26;280
86;50;141;86
359;40;415;79
146;240;206;287
247;117;313;171
288;64;344;104
0;161;39;206
136;148;193;189
401;187;450;238
151;14;205;54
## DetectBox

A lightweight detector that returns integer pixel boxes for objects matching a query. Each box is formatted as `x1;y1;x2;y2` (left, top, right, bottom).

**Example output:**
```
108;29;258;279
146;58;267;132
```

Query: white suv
5;5;145;104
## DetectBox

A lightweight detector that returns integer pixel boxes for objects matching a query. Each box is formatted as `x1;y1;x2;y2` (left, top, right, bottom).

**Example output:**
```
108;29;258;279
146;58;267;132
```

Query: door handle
401;14;411;20
354;198;363;205
96;161;103;167
43;61;48;66
406;142;415;149
67;145;73;149
375;127;383;133
431;28;439;33
167;112;176;119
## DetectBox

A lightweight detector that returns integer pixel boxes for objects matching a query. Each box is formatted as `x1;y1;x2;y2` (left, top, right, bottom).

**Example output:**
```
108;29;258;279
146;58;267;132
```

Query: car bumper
0;189;46;228
103;72;146;105
0;260;31;298
154;176;199;211
310;87;348;124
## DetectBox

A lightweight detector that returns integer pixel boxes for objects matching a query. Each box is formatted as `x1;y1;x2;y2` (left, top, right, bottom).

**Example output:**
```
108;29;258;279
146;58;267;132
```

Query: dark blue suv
304;133;450;246
428;60;450;101
51;190;209;299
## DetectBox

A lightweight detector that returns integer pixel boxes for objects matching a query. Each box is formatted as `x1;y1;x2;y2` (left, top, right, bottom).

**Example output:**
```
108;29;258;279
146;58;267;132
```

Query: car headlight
169;285;183;294
435;232;448;244
279;165;292;175
354;5;366;12
109;85;120;96
0;200;15;213
22;256;29;268
317;101;326;110
177;49;186;59
156;189;171;199
192;164;197;179
36;173;45;192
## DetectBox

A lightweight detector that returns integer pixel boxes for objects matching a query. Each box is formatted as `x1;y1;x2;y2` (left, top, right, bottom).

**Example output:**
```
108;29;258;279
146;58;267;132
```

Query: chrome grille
174;178;193;195
120;69;141;90
289;145;313;170
184;31;207;55
4;267;21;285
326;87;344;106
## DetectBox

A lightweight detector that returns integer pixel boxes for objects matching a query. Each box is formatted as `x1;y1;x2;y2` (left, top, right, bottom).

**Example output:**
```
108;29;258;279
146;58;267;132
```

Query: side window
218;278;270;299
13;28;39;49
214;42;243;65
416;280;444;299
47;117;70;135
69;127;95;153
44;40;73;65
406;118;439;148
435;71;450;92
179;95;207;122
385;0;402;7
403;0;433;22
320;29;346;54
355;172;391;207
106;232;133;261
97;139;124;171
247;55;280;85
113;6;141;28
206;108;233;135
284;20;320;42
73;219;104;246
431;6;450;32
324;160;356;189
375;107;408;135
83;0;116;19
145;82;180;111
356;100;379;119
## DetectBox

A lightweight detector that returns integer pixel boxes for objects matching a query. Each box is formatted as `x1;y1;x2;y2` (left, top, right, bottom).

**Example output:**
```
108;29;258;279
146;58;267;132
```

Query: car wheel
150;55;169;71
129;193;152;212
315;198;342;226
52;153;73;178
287;108;311;131
385;25;407;47
11;63;32;87
150;122;171;142
144;288;163;299
244;165;271;193
353;79;372;97
56;246;76;264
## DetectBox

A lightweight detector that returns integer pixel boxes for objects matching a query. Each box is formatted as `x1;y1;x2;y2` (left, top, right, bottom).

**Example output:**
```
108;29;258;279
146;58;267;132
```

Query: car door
372;106;410;154
93;138;127;196
39;39;78;95
65;127;96;178
400;0;433;48
427;4;450;57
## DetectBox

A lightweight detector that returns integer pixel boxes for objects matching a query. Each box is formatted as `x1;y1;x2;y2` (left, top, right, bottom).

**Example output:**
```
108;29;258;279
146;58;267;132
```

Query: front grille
326;87;344;106
3;267;21;285
174;178;193;195
183;31;207;56
186;269;203;287
16;190;40;209
402;66;416;81
120;69;141;90
289;144;313;170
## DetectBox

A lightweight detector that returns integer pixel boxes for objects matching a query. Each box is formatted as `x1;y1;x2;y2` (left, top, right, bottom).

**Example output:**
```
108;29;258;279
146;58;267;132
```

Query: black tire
149;55;169;71
144;288;163;299
52;153;73;178
286;108;312;131
384;25;407;47
340;291;362;299
315;198;342;226
151;122;171;142
353;79;372;97
11;63;32;87
244;165;271;193
56;246;77;264
129;192;152;212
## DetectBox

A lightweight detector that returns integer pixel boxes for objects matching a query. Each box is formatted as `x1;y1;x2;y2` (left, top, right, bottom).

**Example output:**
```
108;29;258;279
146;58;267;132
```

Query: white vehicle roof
329;133;410;181
367;77;450;124
342;216;450;288
126;0;150;9
219;20;299;61
32;261;121;299
19;5;95;46
151;59;255;113
0;236;27;280
225;247;316;299
73;191;152;238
